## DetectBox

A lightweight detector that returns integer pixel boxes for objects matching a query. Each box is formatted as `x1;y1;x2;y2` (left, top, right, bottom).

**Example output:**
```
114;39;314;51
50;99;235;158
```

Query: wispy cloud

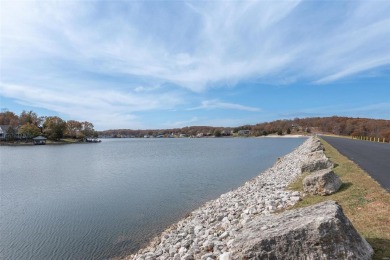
278;102;390;120
344;103;390;116
188;100;261;112
169;117;200;127
3;1;389;90
0;83;183;129
315;57;390;84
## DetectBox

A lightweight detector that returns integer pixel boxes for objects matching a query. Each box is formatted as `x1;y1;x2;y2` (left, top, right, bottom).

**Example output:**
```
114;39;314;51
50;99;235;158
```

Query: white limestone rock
231;201;373;259
303;168;342;195
301;151;334;173
219;252;231;260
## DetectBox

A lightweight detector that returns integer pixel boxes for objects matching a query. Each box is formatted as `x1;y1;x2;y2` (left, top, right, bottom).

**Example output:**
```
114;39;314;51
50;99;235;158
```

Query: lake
0;137;305;259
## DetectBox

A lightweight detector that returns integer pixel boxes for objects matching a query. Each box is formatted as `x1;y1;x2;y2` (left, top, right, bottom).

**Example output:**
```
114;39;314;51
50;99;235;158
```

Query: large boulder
303;168;342;195
310;139;325;152
231;201;373;260
301;151;334;173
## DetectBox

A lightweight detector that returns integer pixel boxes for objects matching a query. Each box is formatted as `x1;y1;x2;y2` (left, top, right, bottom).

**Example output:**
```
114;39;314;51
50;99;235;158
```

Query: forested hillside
243;117;390;138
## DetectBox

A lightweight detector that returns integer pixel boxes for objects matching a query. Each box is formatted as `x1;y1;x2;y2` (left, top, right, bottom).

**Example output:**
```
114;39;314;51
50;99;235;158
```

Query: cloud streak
189;100;261;112
169;117;200;128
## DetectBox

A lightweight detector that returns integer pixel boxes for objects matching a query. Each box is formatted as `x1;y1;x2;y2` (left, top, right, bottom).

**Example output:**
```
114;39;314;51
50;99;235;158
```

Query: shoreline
127;137;316;260
256;134;307;138
0;142;82;146
1;135;307;146
0;139;99;146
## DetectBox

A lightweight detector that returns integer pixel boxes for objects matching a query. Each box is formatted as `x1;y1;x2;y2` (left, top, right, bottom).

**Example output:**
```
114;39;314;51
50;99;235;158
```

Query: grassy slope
288;138;390;259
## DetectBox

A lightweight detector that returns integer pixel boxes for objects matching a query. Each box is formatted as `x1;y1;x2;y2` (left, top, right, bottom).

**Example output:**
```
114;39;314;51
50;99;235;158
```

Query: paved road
321;136;390;191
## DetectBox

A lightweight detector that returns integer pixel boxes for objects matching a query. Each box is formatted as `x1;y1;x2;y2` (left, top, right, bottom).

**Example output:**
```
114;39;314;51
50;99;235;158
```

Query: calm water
0;137;305;259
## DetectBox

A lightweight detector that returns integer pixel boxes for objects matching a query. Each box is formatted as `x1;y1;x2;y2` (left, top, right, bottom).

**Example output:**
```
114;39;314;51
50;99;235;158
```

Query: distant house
196;133;204;138
291;124;301;131
33;136;47;145
85;137;101;143
0;125;23;140
238;130;251;136
0;125;10;140
221;130;232;136
0;125;34;141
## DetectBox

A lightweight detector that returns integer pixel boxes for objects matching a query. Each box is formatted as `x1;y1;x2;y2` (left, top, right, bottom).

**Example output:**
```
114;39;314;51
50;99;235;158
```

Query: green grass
44;138;82;144
60;138;81;143
288;138;390;259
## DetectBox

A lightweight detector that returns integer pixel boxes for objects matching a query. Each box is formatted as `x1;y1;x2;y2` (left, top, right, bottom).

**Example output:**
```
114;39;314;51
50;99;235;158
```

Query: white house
0;125;28;140
238;130;251;136
0;125;10;140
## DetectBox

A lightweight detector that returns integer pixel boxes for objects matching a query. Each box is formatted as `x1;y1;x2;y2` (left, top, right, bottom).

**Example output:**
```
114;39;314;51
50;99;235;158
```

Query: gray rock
219;252;231;260
231;201;373;259
310;140;324;152
201;253;214;260
181;239;192;249
169;247;177;256
303;169;342;195
219;231;229;239
290;196;301;202
194;225;203;235
178;246;187;255
203;240;214;251
301;151;333;173
144;255;156;260
181;253;194;260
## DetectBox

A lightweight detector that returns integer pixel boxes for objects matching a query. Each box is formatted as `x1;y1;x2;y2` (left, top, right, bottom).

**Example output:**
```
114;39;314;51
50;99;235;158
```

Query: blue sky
0;0;389;130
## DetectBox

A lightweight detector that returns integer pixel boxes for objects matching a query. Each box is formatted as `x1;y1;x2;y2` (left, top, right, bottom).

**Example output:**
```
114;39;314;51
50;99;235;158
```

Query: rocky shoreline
127;137;343;260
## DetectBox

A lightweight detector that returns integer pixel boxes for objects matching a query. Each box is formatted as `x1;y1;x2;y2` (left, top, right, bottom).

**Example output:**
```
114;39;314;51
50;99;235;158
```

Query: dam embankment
128;137;343;259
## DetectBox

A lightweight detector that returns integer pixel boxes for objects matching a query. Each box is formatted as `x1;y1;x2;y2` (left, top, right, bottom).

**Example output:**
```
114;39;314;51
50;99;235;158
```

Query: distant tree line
99;116;390;142
2;110;388;141
99;126;232;138
0;109;97;141
246;116;390;140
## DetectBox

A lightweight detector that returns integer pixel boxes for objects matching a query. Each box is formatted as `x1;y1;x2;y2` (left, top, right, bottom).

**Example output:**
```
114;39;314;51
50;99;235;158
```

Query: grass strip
288;138;390;259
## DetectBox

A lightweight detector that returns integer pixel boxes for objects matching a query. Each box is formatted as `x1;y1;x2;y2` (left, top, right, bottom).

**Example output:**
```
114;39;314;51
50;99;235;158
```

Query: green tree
81;121;95;137
287;128;291;134
19;123;41;140
6;126;17;141
66;120;82;138
0;111;19;126
43;116;66;140
19;110;40;126
214;129;222;137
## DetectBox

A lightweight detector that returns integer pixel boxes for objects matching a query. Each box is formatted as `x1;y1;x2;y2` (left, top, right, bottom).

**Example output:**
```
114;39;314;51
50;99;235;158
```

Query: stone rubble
127;137;333;260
